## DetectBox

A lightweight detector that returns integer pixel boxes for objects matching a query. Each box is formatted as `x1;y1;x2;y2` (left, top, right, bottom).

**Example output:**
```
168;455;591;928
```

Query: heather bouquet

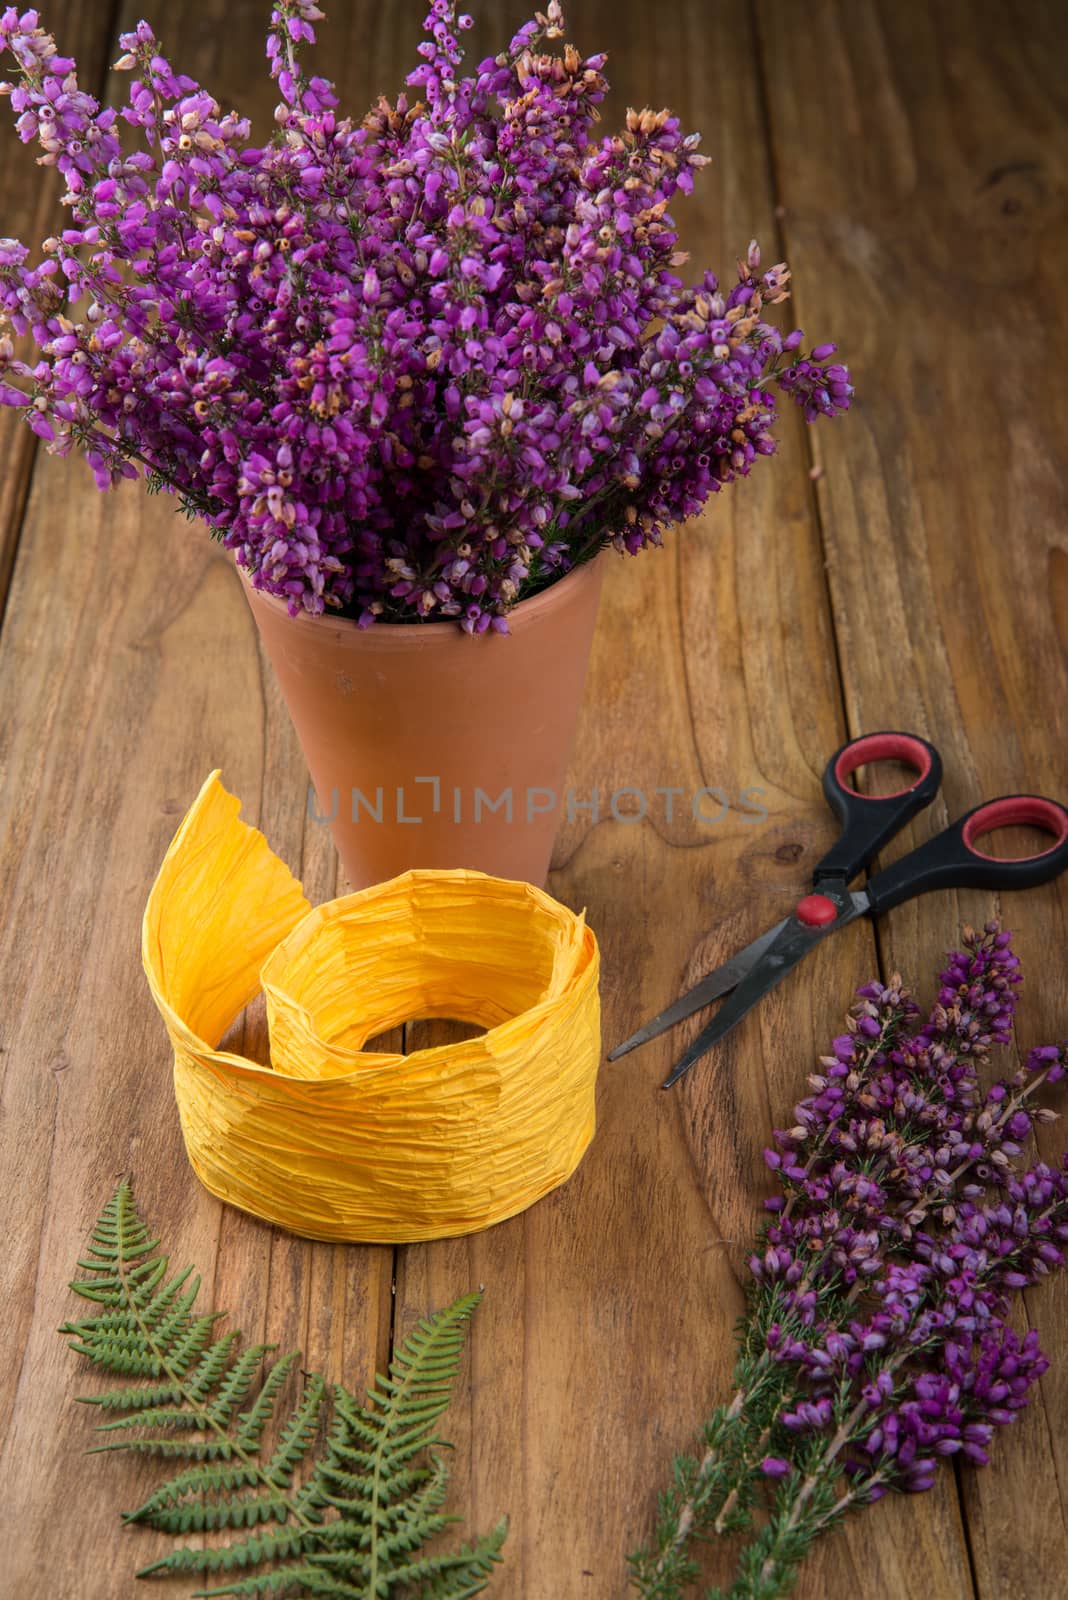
630;925;1068;1600
0;0;851;631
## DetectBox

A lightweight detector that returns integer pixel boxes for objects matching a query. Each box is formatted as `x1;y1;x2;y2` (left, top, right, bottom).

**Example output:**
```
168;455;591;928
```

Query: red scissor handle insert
817;732;943;886
962;796;1068;862
834;732;935;798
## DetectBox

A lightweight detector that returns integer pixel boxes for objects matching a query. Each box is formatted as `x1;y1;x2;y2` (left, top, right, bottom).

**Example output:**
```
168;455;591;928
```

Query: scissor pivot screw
795;893;838;928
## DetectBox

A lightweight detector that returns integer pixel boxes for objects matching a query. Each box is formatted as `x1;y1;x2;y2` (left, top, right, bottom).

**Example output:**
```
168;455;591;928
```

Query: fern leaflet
61;1179;507;1598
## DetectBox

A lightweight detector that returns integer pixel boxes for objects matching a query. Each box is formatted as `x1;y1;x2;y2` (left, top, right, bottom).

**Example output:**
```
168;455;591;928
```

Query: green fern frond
193;1566;322;1597
62;1179;506;1598
135;1486;299;1536
262;1373;327;1488
237;1352;302;1452
125;1462;265;1524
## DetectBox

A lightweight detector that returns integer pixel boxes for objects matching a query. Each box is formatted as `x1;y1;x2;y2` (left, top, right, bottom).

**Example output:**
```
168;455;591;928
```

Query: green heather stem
712;1422;773;1536
629;1334;799;1598
719;1461;879;1600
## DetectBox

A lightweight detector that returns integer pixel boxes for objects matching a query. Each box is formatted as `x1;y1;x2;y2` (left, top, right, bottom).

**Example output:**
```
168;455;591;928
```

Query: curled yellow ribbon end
142;773;601;1243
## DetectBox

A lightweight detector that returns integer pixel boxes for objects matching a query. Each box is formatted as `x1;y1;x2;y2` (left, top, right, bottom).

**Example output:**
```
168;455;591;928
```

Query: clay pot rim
237;547;605;638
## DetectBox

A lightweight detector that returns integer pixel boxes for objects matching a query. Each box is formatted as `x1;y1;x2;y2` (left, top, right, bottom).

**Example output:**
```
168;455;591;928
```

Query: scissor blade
662;891;868;1088
606;919;787;1061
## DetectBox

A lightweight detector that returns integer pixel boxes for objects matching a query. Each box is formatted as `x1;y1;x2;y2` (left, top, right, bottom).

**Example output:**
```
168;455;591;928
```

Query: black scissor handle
815;731;943;885
866;794;1068;914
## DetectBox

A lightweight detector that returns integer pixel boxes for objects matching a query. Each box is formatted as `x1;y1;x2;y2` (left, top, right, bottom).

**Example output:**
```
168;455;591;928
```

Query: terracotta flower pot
240;555;605;888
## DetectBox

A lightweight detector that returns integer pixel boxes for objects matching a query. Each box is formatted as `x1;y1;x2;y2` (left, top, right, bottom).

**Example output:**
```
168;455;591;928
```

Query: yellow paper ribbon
142;773;601;1243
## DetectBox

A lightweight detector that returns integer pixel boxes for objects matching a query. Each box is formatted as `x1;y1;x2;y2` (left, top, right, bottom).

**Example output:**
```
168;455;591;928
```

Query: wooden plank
395;3;973;1596
0;5;394;1594
758;1;1068;1595
4;2;1060;1598
0;0;121;612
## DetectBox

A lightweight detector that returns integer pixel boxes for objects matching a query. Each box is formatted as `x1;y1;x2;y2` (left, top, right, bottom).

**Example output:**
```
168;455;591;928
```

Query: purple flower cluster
631;928;1067;1599
747;925;1067;1503
0;2;852;628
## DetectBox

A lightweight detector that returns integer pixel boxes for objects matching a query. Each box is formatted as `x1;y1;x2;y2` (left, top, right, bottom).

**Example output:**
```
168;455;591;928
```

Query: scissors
608;731;1068;1088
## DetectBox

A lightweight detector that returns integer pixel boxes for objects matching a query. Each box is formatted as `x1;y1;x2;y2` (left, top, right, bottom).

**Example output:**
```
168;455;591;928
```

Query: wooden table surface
2;2;1067;1597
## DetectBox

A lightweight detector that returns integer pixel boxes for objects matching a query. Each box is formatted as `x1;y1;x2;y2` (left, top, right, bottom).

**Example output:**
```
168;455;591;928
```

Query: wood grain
1;2;1066;1598
758;1;1068;1594
0;5;392;1594
395;3;967;1596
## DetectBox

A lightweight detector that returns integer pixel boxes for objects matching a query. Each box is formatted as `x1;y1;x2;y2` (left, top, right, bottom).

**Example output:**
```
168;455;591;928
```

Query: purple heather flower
0;1;852;625
740;926;1066;1521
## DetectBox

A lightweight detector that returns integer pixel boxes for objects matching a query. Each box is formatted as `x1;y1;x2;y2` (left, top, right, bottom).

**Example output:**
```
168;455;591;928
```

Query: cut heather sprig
0;2;851;629
630;925;1068;1600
